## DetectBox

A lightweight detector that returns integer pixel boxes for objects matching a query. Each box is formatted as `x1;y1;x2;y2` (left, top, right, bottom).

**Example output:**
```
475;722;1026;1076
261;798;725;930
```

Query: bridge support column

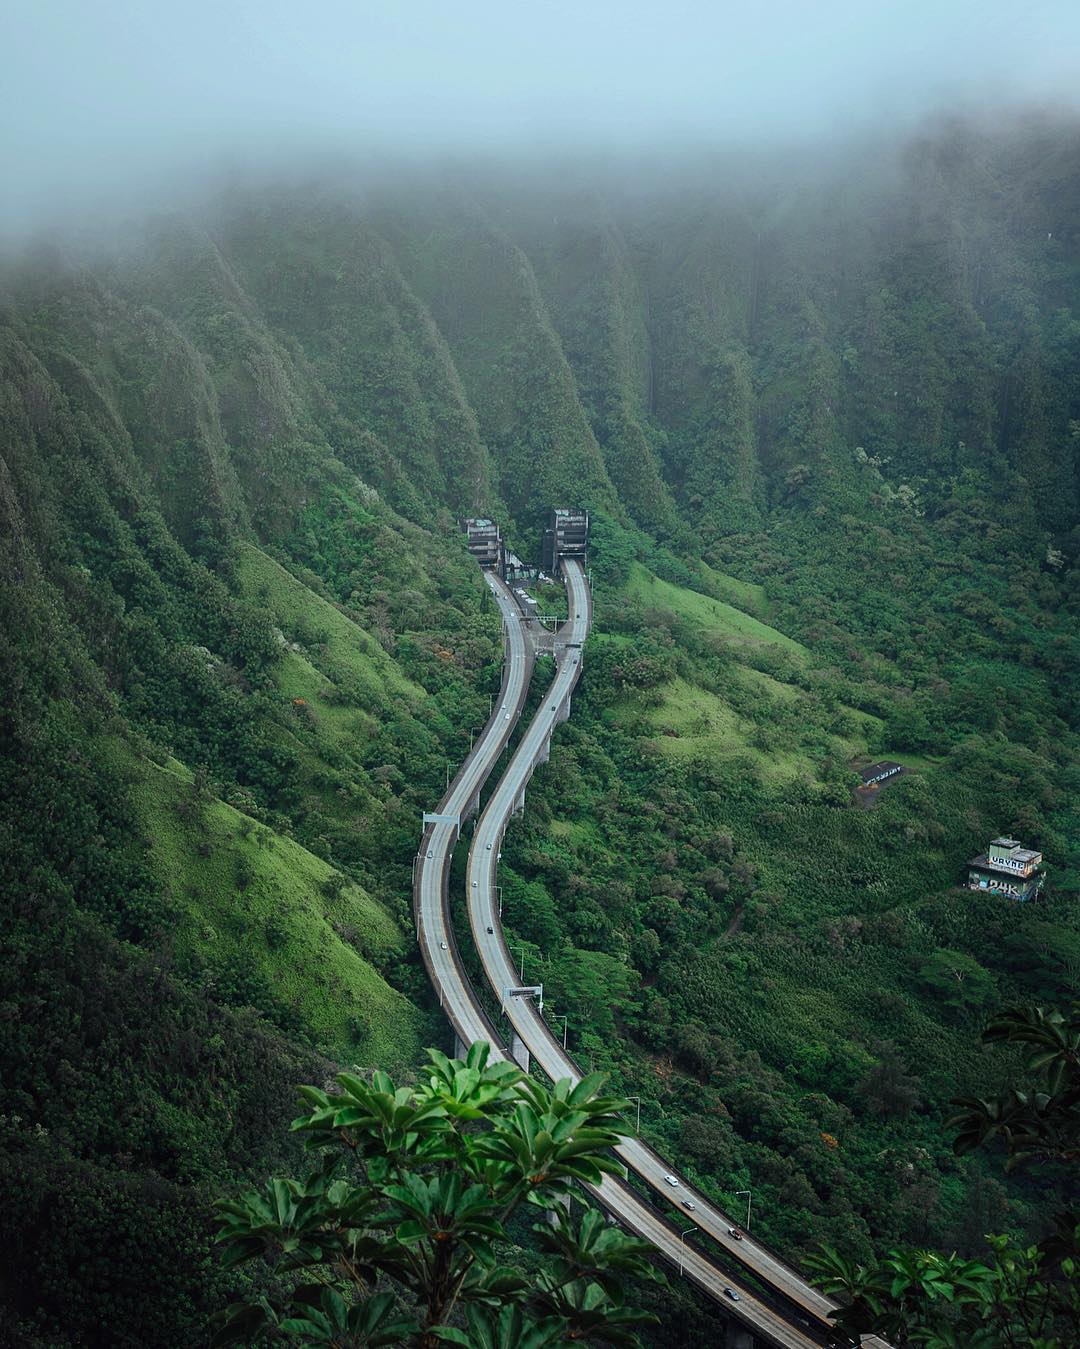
726;1325;755;1349
546;1189;570;1228
454;1033;469;1061
509;1032;530;1073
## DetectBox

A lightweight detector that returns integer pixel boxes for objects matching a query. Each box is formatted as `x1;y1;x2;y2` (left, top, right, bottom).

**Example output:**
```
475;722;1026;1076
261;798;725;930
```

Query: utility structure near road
967;835;1046;901
542;507;589;575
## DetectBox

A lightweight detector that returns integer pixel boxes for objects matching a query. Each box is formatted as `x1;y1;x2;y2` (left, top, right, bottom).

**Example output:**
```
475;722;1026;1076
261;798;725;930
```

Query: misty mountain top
4;0;1080;237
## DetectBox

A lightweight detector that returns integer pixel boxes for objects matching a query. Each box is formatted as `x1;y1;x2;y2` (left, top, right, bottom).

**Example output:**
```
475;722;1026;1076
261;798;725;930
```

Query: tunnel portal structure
542;508;589;576
462;517;505;576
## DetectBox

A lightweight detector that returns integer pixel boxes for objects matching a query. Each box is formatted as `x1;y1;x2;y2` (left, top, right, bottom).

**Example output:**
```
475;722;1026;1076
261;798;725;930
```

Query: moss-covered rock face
1;119;1079;1344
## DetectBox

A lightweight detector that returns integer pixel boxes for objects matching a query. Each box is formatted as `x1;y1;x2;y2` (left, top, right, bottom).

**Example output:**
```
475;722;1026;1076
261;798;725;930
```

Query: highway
414;559;886;1347
461;559;890;1349
413;571;535;1051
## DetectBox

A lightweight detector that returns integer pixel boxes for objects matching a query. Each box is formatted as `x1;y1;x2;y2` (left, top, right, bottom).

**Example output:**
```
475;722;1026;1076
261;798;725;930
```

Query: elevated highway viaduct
415;558;889;1349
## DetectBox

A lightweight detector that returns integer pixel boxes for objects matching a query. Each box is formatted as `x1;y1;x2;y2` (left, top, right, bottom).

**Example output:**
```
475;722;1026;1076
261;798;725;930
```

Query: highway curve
461;559;891;1349
413;571;816;1345
413;571;534;1048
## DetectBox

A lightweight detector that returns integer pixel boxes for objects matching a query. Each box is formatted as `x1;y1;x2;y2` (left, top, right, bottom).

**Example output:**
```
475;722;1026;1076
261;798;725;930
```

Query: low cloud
4;0;1080;235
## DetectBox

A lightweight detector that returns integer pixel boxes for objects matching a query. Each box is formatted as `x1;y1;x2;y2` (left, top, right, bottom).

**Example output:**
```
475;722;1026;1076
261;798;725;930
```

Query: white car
486;842;493;850
439;941;448;950
664;1175;679;1187
684;1200;696;1211
471;881;478;888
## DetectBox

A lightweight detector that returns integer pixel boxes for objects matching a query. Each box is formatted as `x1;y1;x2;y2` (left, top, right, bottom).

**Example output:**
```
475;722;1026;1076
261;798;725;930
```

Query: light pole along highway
461;557;892;1349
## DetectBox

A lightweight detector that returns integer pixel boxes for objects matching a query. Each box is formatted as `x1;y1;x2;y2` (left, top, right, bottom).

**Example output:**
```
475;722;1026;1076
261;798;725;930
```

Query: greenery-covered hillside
1;117;1078;1344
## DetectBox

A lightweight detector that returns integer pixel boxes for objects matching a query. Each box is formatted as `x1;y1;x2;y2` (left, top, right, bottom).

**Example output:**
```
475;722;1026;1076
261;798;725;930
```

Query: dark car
723;1287;740;1302
486;926;494;934
728;1228;743;1241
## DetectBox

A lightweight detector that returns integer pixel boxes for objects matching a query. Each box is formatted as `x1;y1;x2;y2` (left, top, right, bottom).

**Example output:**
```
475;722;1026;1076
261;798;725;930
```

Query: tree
916;949;996;1015
856;1041;922;1119
808;1005;1080;1346
211;1043;661;1347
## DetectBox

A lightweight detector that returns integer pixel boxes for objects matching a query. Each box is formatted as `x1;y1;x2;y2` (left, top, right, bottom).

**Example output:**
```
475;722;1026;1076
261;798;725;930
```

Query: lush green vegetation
808;1004;1080;1346
1;117;1078;1343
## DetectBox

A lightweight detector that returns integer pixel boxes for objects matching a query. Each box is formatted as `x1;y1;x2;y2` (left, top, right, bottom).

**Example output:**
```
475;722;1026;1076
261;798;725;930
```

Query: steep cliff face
376;195;620;530
498;193;679;534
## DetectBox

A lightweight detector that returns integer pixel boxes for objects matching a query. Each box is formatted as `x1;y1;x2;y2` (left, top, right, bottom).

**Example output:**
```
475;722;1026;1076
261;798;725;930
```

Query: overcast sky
4;0;1080;229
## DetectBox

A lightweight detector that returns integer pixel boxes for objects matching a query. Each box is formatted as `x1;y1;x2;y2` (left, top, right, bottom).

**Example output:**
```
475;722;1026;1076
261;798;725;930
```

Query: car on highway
471;881;477;887
684;1200;696;1211
486;842;493;849
439;942;448;950
663;1175;679;1187
723;1288;740;1302
486;926;494;934
728;1228;743;1241
426;849;433;858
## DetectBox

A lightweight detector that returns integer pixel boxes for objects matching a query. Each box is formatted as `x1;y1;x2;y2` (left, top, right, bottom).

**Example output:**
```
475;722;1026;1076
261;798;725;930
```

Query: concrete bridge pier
726;1324;755;1349
509;1032;531;1073
546;1189;571;1228
454;1033;469;1061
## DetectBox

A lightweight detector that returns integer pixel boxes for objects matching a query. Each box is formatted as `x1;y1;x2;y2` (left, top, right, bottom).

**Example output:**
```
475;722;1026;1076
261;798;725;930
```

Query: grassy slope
697;561;770;616
234;542;423;708
625;562;807;653
123;746;420;1070
614;563;887;783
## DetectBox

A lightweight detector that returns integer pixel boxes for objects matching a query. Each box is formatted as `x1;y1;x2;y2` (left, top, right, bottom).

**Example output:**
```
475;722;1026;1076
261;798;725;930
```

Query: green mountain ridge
1;119;1078;1345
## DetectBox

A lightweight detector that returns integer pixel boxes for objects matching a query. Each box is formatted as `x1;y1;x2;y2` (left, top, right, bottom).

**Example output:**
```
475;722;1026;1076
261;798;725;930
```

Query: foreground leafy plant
212;1042;661;1346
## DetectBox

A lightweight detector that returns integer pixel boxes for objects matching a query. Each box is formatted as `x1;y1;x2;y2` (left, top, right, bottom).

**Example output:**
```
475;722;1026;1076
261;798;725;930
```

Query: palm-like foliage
211;1042;661;1347
949;1005;1080;1168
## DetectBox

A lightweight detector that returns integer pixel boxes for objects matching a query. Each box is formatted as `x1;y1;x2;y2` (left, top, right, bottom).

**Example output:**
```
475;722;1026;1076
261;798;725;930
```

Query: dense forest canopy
1;116;1078;1345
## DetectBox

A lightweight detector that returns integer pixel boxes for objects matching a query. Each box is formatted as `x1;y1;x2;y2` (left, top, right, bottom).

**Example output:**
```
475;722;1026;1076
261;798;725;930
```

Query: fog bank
5;0;1080;234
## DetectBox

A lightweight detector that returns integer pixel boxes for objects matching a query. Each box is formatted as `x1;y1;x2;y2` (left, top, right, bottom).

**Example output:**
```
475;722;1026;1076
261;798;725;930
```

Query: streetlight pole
678;1227;695;1276
548;1012;568;1049
496;885;504;918
509;943;526;982
735;1190;752;1232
